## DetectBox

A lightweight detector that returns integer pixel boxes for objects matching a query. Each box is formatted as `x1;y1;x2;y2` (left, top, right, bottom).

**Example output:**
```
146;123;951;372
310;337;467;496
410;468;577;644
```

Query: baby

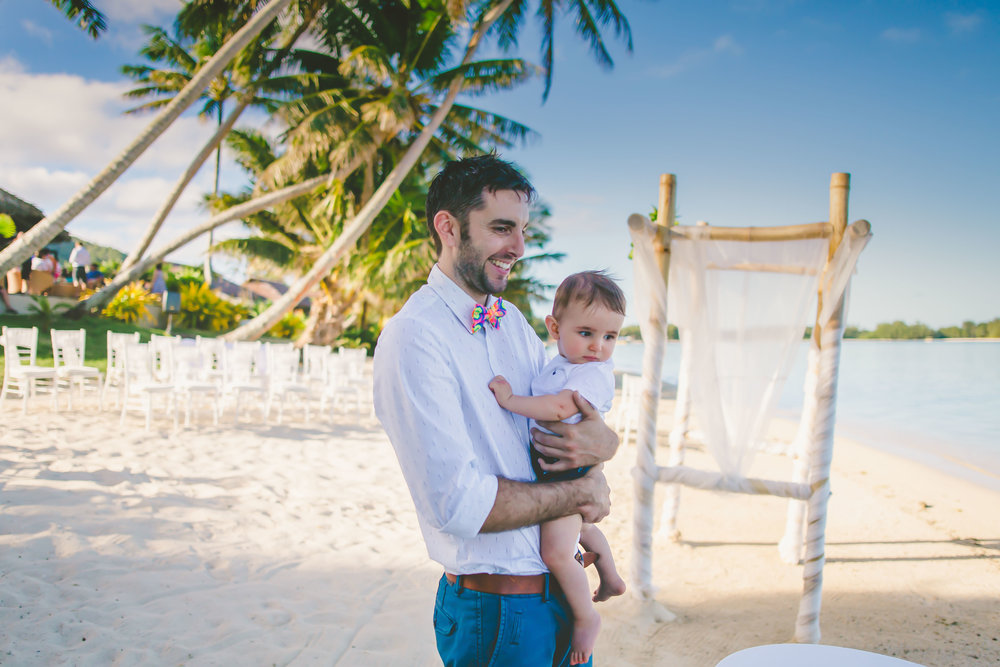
489;270;627;665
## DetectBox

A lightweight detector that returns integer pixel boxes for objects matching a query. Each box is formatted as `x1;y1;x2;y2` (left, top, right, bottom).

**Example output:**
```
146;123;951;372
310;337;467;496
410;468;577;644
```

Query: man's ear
433;211;460;249
544;314;560;340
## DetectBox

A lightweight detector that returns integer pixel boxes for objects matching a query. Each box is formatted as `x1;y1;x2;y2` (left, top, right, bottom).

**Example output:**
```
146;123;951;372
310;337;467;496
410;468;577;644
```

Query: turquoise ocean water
609;340;1000;492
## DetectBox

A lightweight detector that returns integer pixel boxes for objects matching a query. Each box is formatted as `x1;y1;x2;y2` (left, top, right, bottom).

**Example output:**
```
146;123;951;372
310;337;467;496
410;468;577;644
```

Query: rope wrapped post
659;326;691;541
793;172;850;643
778;343;818;564
630;173;675;606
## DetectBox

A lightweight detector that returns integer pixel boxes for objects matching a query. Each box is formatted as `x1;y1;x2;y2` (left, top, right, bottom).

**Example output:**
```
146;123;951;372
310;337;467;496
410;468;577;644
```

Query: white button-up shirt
374;265;547;575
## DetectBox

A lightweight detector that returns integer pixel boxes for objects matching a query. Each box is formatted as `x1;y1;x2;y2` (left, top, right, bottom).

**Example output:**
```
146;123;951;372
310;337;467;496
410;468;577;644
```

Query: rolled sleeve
375;317;498;539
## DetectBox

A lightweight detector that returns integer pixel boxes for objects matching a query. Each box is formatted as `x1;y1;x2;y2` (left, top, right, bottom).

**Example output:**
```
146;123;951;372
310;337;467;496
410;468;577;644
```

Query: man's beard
455;240;509;297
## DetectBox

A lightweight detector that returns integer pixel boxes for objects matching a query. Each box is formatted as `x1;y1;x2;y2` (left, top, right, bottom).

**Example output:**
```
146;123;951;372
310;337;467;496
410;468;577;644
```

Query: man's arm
531;391;619;472
489;375;577;422
480;465;611;533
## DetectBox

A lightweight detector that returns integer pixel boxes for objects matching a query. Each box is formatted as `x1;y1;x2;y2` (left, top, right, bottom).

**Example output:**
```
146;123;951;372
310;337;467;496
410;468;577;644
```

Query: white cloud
0;56;223;175
945;12;983;35
0;56;248;263
21;20;54;46
654;35;744;78
880;27;922;44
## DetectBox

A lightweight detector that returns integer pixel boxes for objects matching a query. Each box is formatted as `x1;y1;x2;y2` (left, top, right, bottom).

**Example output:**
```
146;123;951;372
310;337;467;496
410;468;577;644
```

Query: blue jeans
434;574;594;666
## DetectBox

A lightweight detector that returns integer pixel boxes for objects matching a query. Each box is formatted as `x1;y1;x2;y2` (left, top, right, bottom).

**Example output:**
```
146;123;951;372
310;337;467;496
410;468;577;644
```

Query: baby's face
550;301;624;365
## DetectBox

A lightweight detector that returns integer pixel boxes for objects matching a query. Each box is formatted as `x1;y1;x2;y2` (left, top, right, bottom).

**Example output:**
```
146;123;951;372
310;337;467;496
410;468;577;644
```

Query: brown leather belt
445;572;550;596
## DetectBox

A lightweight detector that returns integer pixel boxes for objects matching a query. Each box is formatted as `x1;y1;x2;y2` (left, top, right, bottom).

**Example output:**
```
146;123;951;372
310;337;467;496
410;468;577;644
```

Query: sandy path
1;394;997;666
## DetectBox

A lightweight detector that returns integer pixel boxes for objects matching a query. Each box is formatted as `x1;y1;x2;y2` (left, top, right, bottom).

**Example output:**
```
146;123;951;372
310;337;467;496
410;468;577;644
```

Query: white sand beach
1;389;998;666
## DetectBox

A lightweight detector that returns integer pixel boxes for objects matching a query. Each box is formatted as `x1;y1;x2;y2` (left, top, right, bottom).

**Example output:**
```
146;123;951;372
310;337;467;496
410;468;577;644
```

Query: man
374;154;618;666
69;240;91;287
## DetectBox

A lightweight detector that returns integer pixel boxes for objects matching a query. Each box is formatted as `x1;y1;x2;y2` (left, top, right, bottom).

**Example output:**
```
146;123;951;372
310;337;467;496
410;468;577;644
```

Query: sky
1;0;997;329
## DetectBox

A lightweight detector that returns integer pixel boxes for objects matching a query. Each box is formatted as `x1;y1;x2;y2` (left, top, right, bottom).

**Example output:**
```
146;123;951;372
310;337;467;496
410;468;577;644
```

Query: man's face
451;189;530;301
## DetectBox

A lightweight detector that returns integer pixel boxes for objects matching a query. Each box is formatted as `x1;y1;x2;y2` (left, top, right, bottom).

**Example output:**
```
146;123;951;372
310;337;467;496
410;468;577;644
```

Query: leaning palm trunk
72;149;368;315
222;0;515;341
120;6;318;273
0;0;293;277
296;277;354;347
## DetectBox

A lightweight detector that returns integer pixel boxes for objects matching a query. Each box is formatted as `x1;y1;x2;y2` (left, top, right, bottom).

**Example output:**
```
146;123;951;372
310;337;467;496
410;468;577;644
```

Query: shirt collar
427;264;501;332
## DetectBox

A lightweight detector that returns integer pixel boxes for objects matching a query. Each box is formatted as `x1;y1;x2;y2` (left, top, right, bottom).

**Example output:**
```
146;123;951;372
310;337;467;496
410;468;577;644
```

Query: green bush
102;282;159;324
176;282;250;332
268;310;306;340
171;266;206;290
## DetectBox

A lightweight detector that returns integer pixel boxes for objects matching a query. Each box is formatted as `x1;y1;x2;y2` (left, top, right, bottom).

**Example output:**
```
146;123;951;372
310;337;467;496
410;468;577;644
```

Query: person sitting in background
85;264;104;289
28;249;56;295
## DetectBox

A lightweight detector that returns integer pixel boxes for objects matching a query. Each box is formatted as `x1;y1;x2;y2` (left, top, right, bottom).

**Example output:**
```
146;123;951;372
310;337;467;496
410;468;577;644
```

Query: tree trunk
69;150;368;316
119;5;318;272
204;108;223;285
221;0;515;342
296;277;351;347
0;0;293;276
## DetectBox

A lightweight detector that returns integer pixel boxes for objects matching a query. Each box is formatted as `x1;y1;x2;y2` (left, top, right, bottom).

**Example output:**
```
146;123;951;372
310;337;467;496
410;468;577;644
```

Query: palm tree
48;0;106;39
0;0;293;277
119;17;280;283
223;0;633;340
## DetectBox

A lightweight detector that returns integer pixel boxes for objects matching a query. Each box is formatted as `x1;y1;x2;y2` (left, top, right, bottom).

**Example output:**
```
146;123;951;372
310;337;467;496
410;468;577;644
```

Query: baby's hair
552;270;625;319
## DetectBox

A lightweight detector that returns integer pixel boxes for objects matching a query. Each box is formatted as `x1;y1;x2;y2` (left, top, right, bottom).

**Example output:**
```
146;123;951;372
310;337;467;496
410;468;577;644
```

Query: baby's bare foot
592;572;626;602
570;609;601;665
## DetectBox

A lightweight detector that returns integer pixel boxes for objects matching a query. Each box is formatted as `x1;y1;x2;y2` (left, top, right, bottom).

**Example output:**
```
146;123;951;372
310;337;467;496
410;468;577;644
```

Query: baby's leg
541;514;600;665
579;523;627;602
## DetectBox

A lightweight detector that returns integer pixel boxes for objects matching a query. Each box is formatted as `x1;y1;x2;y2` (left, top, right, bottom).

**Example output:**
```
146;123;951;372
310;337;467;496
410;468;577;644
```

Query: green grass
0;312;227;379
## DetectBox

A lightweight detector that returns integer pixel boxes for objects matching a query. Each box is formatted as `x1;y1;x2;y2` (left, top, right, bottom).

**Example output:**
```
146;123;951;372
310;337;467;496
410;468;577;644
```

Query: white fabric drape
660;235;828;476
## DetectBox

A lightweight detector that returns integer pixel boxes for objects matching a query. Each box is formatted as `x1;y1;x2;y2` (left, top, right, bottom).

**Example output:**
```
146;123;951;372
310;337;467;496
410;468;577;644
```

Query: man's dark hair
552;270;626;320
425;153;536;255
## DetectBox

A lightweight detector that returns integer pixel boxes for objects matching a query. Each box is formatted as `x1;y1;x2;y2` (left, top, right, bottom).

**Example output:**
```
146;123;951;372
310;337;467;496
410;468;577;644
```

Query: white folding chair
50;328;102;409
195;336;226;386
172;344;221;426
102;331;140;411
264;343;311;424
340;346;373;416
320;353;366;417
149;333;181;383
303;344;331;391
221;341;267;423
617;373;642;447
1;326;58;414
120;342;176;431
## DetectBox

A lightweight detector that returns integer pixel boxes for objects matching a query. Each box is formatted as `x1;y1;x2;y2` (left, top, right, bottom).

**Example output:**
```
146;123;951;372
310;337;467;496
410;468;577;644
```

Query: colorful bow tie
470;297;506;333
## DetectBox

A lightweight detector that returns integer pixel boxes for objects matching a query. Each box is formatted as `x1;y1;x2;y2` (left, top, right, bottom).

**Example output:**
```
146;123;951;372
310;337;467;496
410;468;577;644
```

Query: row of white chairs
1;326;371;429
1;326;102;414
107;335;370;429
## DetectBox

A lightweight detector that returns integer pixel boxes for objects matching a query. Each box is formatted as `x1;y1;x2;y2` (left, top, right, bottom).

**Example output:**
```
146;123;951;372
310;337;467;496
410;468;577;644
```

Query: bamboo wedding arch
627;172;872;642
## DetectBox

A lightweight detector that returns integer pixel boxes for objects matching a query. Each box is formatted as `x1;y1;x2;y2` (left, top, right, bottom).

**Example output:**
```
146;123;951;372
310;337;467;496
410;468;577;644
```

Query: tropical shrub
0;213;15;239
336;322;379;354
268;310;306;340
176;282;250;332
171;266;206;290
102;281;159;324
98;259;121;279
27;295;72;329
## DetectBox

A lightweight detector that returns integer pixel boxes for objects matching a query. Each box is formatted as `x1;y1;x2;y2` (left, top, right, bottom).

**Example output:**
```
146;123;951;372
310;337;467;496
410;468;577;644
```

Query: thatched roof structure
0;188;44;232
0;187;70;244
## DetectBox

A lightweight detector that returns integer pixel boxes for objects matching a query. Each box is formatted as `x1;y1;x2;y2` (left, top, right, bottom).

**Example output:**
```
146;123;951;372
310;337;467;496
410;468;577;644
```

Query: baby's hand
489;375;513;405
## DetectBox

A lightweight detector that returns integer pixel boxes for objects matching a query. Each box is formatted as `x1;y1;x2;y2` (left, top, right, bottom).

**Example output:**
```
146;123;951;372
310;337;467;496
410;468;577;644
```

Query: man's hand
574;465;611;524
532;391;618;472
488;375;513;406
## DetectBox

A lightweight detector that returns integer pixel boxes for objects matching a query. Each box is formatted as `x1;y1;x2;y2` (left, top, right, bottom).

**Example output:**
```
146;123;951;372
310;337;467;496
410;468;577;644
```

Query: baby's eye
579;331;592;337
